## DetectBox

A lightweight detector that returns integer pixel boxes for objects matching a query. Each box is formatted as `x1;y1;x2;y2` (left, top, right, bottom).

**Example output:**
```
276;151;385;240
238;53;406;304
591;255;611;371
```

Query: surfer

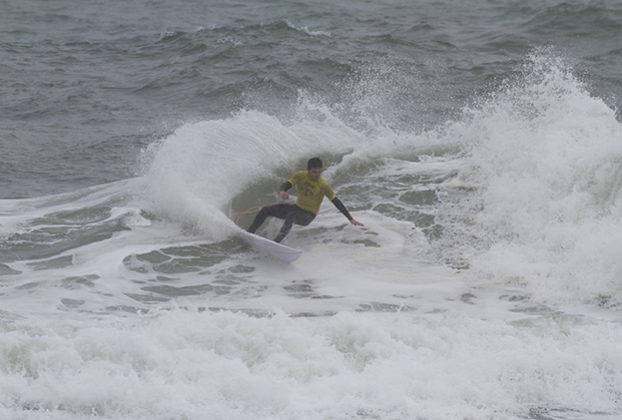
247;157;363;242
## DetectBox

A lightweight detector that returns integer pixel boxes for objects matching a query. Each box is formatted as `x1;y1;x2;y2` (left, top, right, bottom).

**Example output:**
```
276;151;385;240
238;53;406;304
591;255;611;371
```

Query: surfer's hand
350;218;364;227
279;191;289;200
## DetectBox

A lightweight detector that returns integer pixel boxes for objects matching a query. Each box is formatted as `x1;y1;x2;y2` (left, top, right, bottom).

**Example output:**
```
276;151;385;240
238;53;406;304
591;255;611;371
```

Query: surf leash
233;203;264;226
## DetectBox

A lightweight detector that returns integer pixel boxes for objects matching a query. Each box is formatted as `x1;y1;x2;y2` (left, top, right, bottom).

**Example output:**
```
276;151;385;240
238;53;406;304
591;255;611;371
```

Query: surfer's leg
274;211;296;243
293;209;316;227
274;208;315;242
247;204;295;233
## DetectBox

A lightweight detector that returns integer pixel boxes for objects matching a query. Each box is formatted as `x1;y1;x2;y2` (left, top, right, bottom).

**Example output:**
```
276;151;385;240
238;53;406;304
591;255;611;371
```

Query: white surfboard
234;227;302;263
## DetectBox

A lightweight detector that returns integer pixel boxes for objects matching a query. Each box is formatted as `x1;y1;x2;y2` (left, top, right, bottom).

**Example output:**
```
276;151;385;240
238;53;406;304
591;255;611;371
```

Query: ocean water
1;0;622;419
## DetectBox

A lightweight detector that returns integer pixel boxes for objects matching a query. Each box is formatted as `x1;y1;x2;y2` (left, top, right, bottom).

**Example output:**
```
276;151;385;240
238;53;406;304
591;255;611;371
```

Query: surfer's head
307;157;323;180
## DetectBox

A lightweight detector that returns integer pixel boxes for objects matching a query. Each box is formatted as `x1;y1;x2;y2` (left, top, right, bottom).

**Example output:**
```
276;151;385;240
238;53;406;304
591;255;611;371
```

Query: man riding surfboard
247;157;363;242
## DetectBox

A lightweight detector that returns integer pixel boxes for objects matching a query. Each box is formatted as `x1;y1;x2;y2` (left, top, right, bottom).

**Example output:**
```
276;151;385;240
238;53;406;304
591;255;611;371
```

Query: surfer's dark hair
307;157;323;170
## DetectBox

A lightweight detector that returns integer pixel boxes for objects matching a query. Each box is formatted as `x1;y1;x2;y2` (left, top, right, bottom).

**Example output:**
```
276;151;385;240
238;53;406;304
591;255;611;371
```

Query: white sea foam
433;52;622;305
285;21;331;37
1;309;620;420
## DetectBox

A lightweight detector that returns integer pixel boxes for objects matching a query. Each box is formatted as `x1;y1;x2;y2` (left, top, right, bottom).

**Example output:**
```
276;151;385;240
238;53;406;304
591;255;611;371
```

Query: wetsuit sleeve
331;197;353;221
282;171;302;192
322;180;337;201
280;181;293;192
287;171;302;187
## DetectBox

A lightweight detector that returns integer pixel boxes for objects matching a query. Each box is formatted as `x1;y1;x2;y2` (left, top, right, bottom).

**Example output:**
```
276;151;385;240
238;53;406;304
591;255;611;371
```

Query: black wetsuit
247;181;353;243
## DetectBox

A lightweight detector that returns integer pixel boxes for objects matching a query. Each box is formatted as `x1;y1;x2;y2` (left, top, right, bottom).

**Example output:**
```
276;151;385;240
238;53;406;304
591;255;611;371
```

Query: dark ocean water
2;0;621;197
2;1;622;419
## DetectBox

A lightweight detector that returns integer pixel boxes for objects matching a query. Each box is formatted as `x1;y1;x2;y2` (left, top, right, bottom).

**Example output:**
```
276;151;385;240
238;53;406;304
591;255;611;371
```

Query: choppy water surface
1;1;622;419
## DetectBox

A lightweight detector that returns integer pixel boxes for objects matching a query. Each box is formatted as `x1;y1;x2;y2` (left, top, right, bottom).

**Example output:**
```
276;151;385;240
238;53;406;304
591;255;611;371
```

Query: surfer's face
308;167;322;180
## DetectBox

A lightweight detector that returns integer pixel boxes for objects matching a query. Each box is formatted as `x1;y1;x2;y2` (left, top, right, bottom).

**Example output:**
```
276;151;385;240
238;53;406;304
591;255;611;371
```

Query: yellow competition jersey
288;171;336;215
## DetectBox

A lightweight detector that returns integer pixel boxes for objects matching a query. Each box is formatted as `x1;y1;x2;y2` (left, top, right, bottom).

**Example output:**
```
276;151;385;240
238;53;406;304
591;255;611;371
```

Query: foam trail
285;21;331;37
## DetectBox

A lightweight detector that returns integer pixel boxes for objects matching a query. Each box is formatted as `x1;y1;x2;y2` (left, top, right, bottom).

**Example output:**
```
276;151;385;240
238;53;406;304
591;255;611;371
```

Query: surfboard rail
234;228;302;263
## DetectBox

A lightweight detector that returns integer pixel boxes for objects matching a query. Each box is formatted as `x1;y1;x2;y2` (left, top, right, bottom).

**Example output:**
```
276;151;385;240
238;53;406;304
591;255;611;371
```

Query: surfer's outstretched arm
331;197;364;226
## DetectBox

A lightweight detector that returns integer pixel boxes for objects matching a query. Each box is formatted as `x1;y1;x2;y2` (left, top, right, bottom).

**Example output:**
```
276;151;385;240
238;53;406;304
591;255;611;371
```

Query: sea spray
436;51;622;305
141;106;363;239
